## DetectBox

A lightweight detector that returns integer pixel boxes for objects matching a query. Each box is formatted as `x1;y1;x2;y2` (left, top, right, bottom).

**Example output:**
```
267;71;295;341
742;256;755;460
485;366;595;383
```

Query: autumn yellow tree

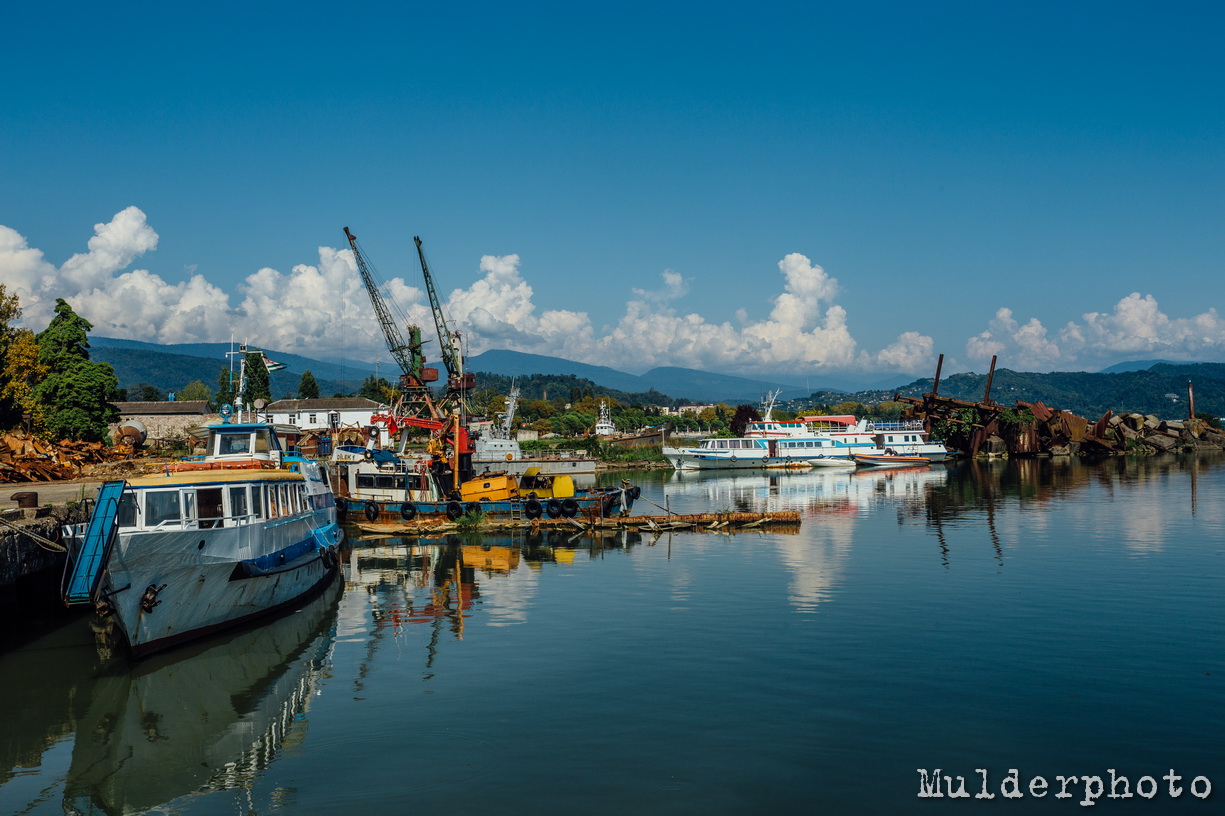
0;285;47;431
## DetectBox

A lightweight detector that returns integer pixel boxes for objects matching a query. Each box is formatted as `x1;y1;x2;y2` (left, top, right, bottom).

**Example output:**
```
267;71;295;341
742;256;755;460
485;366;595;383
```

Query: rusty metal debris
895;354;1225;457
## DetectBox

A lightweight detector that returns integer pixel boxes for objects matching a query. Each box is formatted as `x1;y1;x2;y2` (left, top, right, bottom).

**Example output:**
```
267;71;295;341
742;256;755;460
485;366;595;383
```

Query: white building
263;398;390;445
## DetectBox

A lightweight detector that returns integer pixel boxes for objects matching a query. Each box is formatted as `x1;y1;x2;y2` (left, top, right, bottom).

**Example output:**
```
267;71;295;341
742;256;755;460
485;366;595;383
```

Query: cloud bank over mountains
2;208;1222;377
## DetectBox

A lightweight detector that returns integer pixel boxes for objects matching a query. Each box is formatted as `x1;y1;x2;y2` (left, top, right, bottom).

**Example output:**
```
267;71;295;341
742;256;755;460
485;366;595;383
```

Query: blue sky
2;1;1222;383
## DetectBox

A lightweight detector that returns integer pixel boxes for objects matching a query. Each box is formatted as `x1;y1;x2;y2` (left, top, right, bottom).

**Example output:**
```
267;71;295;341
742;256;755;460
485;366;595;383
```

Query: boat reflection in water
340;528;654;667
63;579;341;816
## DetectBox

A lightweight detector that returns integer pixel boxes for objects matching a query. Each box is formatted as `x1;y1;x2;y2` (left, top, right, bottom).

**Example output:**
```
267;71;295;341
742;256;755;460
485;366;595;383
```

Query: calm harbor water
2;455;1222;815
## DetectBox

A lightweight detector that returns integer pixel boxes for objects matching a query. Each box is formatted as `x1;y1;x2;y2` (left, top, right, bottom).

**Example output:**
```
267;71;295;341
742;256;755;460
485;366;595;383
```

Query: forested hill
469;371;680;407
808;363;1225;419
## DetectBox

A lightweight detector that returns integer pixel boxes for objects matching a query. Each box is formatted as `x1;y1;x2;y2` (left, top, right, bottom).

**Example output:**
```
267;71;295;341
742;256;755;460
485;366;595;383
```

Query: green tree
33;299;119;442
242;351;272;406
178;380;212;403
136;383;163;401
356;374;393;403
298;369;320;399
730;404;761;437
216;366;236;411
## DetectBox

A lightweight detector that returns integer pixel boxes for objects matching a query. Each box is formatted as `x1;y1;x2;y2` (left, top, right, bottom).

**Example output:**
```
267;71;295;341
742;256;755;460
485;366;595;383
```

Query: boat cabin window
216;432;252;456
251;485;263;518
229;486;249;520
255;431;272;453
116;492;138;528
196;487;224;528
356;473;405;490
146;490;181;527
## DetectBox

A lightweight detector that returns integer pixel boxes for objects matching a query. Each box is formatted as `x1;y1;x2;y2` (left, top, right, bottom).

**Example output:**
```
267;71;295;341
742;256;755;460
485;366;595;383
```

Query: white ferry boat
746;414;953;461
662;436;823;470
62;419;343;658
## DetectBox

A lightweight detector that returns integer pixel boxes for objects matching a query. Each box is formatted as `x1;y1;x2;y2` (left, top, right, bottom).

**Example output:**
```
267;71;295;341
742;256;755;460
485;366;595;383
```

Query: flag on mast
263;355;287;373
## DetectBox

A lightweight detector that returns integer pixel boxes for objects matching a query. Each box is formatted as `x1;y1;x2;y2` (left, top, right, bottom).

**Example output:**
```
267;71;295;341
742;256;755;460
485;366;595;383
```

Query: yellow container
460;474;519;502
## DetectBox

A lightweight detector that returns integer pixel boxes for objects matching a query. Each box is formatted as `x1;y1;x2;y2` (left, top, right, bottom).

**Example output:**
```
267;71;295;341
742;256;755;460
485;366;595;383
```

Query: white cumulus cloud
2;208;943;378
966;295;1225;370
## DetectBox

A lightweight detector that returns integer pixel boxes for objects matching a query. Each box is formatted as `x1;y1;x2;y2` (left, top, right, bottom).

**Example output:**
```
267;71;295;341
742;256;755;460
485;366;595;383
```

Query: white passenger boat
746;414;954;461
662;437;819;470
62;419;343;658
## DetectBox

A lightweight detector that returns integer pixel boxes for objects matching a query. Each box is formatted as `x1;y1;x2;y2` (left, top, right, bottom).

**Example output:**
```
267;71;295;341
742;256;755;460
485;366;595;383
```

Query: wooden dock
354;510;801;537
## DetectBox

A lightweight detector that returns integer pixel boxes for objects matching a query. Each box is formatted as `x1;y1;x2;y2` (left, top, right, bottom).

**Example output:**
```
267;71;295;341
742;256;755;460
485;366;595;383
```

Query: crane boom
414;235;474;403
344;226;440;419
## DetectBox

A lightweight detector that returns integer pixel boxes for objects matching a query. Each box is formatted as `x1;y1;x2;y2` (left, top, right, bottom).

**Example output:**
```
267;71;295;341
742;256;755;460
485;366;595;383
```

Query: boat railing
863;420;925;432
136;510;273;532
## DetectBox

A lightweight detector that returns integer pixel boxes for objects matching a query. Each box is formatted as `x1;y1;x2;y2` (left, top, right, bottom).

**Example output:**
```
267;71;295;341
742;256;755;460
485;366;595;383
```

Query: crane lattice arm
414;235;474;406
344;226;440;419
346;226;414;379
413;235;460;378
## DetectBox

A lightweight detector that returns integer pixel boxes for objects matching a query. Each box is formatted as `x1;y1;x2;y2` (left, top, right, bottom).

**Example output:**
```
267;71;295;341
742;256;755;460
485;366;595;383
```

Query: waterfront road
1;480;102;511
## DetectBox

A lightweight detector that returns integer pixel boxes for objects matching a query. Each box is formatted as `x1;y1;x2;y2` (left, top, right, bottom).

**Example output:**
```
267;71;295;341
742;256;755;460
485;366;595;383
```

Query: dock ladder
63;480;126;606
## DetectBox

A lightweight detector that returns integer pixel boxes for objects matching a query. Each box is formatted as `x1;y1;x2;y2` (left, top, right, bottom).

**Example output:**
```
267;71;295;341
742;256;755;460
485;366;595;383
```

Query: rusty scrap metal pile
0;432;135;483
894;354;1225;458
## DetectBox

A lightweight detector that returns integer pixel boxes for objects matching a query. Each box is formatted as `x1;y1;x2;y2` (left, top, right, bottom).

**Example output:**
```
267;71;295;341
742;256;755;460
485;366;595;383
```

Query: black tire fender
400;503;417;521
364;502;378;522
560;498;579;518
445;501;464;520
525;499;543;519
545;499;563;519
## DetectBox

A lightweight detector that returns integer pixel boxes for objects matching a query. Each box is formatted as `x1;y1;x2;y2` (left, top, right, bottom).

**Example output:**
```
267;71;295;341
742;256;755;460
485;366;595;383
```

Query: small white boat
851;452;932;467
62;419;343;658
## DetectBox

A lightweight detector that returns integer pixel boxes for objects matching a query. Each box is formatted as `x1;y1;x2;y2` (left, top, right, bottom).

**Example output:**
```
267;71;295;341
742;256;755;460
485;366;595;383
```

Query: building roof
113;400;211;415
265;398;384;411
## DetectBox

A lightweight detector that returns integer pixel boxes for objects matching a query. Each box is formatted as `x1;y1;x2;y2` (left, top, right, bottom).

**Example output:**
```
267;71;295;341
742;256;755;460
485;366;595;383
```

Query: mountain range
87;337;1224;417
89;337;873;404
